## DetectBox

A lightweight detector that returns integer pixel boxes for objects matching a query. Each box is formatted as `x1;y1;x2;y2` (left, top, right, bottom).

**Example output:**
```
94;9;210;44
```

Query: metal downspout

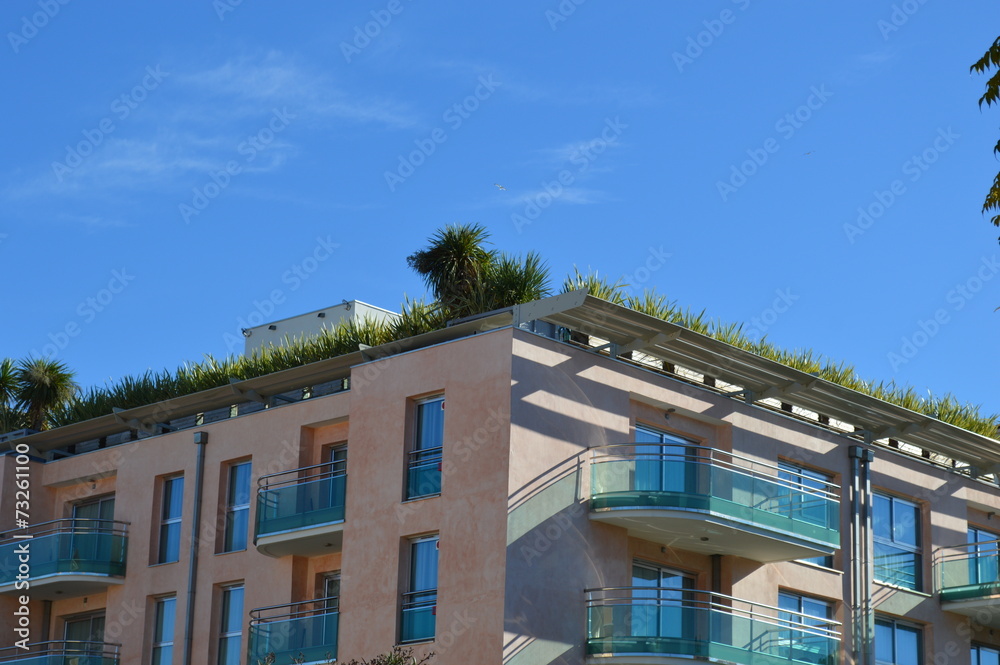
183;431;208;665
850;443;875;665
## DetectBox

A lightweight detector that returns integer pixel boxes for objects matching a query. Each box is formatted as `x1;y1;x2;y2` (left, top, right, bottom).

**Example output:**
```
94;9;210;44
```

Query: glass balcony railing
406;447;442;500
0;519;128;586
0;641;120;665
400;589;437;643
255;462;346;539
248;597;339;665
586;588;840;665
590;445;840;549
936;539;1000;602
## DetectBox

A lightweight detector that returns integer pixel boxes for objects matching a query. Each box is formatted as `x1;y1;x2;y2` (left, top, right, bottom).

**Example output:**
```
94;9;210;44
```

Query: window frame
222;461;252;553
875;615;922;665
157;476;184;564
406;397;445;500
973;643;1000;665
151;595;176;665
778;461;836;568
872;492;922;591
217;584;244;665
400;534;439;643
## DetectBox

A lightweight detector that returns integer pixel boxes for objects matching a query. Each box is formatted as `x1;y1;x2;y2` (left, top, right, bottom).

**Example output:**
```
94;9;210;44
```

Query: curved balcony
936;539;1000;627
0;640;120;664
249;597;339;665
254;462;346;558
0;519;128;600
589;445;839;562
585;588;840;665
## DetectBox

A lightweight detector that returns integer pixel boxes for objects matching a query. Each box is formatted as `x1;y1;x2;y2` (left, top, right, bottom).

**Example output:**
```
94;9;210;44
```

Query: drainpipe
849;444;875;665
183;432;208;665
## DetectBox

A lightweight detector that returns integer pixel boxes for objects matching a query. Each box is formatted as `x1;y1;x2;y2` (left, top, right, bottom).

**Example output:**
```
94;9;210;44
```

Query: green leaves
971;36;1000;228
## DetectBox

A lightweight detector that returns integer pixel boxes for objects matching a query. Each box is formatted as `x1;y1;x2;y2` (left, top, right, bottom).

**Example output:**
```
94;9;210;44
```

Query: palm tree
407;224;551;320
456;251;551;317
15;357;78;431
406;224;495;316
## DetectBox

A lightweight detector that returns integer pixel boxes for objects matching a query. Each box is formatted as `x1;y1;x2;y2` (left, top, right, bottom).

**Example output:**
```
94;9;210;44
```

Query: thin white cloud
507;187;611;206
4;50;416;204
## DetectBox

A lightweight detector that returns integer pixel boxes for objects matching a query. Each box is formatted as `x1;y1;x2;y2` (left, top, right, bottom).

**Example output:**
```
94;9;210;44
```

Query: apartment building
1;290;1000;665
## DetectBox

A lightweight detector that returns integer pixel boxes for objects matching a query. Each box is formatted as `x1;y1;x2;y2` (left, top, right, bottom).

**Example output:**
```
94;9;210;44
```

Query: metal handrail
250;595;339;625
0;518;129;540
401;588;438;609
0;640;121;662
934;538;1000;561
584;587;841;639
408;446;443;463
258;460;346;490
591;443;840;500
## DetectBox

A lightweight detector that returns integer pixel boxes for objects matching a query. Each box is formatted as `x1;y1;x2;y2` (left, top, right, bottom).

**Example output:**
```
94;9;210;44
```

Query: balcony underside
255;521;344;558
941;587;1000;628
0;573;124;601
590;507;835;563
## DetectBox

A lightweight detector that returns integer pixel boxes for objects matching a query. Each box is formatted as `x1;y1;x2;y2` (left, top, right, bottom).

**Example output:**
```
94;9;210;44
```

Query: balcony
589;445;839;562
936;539;1000;627
585;588;840;665
248;597;339;665
0;519;128;600
0;641;120;665
254;462;346;558
406;447;442;500
400;589;437;643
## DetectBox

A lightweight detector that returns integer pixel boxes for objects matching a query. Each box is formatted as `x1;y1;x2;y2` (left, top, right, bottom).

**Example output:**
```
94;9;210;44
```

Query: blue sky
3;1;1000;419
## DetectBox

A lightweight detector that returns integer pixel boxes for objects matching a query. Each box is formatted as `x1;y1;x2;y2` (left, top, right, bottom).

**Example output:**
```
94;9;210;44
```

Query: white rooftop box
244;301;398;356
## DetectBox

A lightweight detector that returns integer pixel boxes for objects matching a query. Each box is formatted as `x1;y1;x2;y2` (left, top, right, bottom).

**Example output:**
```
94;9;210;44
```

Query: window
407;398;444;500
64;611;106;657
873;493;921;590
778;462;835;568
630;561;694;640
875;617;921;665
973;644;1000;665
777;591;834;664
323;572;341;612
223;462;251;552
218;584;244;665
969;527;1000;586
73;495;115;522
71;495;119;570
158;476;184;564
634;425;694;493
152;596;176;665
401;535;439;642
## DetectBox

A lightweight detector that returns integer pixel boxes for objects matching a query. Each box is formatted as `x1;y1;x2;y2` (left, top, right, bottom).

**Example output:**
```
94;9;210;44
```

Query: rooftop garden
3;224;997;439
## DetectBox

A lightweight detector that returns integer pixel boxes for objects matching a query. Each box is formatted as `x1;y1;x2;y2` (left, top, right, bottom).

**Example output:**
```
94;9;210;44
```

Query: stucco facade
1;293;999;665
